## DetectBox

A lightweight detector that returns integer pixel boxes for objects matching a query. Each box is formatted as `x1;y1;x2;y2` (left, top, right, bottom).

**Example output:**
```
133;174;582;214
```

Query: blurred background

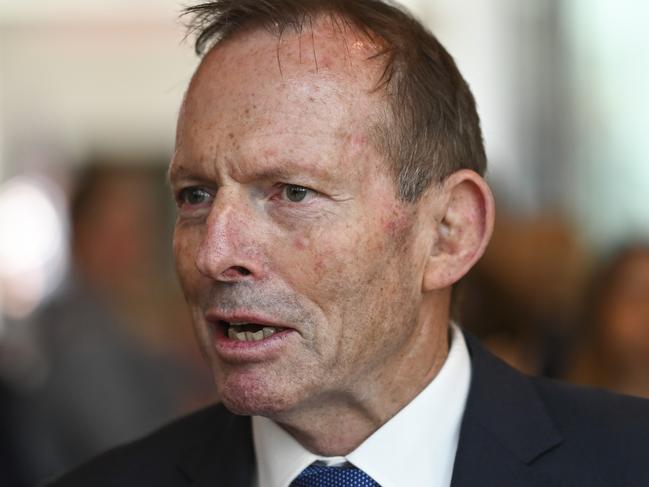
0;0;648;485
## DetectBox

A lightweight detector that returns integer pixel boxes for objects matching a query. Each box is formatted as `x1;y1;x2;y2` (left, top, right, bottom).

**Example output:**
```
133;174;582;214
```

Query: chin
216;371;304;418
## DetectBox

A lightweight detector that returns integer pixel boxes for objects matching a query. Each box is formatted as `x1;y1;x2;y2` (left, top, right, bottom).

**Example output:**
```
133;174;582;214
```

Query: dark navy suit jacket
49;333;649;486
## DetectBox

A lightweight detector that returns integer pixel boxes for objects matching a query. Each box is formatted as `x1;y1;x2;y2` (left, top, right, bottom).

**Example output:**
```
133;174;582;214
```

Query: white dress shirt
252;324;471;487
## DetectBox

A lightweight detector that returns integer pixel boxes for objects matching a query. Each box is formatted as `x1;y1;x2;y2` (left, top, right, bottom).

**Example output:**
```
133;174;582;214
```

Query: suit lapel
178;407;255;487
451;332;563;487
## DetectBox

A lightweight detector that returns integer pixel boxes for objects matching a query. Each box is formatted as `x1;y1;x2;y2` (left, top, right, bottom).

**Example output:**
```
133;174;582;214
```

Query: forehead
174;21;387;169
192;19;384;103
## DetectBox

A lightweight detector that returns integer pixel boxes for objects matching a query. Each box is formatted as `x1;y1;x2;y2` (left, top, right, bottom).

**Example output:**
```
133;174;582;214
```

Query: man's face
171;25;436;417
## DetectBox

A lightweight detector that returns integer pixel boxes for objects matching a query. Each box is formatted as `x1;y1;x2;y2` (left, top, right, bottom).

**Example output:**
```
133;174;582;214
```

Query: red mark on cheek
314;257;325;273
293;237;308;251
384;219;399;236
263;149;278;159
382;207;405;236
351;133;368;149
382;206;415;247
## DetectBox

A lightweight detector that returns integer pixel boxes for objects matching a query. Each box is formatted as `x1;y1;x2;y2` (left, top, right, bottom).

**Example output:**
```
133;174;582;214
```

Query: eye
177;187;212;207
282;184;312;203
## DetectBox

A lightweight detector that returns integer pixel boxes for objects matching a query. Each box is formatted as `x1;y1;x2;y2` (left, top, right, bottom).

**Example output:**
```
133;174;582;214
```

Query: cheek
284;227;362;298
292;208;411;282
289;237;343;282
173;227;201;290
280;203;418;310
381;203;418;248
294;240;328;275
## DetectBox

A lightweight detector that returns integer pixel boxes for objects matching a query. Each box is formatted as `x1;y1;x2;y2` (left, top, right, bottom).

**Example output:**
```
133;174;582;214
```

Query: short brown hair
183;0;486;201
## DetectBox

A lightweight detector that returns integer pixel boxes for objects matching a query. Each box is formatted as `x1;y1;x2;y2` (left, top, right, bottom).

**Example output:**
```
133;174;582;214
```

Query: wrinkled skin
170;23;452;454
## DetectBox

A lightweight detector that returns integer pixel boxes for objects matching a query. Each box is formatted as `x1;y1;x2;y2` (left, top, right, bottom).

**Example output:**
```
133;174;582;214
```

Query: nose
194;193;264;282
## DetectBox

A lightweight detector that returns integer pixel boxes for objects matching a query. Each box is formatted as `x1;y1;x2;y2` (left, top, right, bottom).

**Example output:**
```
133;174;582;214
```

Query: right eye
176;187;213;207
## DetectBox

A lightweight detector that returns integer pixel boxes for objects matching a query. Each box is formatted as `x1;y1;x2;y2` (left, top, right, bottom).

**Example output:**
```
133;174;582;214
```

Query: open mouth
219;321;283;342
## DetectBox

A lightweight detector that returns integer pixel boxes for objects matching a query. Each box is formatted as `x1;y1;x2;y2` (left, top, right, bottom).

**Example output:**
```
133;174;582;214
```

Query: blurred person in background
0;376;29;487
12;161;211;486
458;212;588;377
567;244;649;398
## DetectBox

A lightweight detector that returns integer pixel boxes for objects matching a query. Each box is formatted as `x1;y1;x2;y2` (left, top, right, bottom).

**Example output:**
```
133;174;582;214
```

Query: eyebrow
246;160;341;188
167;163;189;184
246;165;298;182
167;162;208;186
169;156;339;187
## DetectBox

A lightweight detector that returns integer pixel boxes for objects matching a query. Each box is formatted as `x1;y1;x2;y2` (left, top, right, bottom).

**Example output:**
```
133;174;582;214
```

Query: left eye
177;187;212;207
282;185;312;203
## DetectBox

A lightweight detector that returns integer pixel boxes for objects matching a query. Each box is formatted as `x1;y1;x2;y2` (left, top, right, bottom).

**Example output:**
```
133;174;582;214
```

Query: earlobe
422;170;495;292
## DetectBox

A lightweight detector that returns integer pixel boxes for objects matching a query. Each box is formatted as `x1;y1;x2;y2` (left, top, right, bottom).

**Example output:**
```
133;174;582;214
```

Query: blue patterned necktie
290;464;380;486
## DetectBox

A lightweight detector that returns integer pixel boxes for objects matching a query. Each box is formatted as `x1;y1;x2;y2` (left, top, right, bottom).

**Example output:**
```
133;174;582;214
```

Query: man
51;1;649;486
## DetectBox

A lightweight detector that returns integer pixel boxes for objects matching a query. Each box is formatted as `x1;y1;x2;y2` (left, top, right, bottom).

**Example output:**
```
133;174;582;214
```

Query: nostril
199;257;256;281
231;266;251;276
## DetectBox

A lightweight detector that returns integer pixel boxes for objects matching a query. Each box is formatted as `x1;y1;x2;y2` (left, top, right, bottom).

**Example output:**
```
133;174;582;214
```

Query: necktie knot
290;464;379;486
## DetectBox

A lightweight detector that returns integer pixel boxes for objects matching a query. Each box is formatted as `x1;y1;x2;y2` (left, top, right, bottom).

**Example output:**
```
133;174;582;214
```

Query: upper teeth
227;323;278;342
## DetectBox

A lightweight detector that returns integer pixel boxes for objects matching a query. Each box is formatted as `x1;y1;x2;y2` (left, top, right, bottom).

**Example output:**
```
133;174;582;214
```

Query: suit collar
178;406;255;487
451;331;563;486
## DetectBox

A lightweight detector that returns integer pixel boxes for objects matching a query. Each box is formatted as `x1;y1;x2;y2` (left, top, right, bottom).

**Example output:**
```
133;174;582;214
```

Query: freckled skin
170;21;450;455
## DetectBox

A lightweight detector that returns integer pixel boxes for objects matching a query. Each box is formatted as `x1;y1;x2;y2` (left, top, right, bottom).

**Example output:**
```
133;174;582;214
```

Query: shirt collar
253;324;471;487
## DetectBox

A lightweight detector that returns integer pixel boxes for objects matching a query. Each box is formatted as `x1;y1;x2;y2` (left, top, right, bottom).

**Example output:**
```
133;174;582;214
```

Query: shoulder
532;375;649;445
465;330;649;439
46;404;242;487
460;331;649;485
529;377;649;483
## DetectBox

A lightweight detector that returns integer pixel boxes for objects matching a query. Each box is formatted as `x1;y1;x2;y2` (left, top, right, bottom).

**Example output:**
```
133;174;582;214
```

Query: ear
422;169;495;291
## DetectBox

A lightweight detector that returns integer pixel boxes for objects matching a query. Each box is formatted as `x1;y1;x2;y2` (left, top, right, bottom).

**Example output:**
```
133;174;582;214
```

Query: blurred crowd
459;213;649;397
0;160;214;486
0;159;648;486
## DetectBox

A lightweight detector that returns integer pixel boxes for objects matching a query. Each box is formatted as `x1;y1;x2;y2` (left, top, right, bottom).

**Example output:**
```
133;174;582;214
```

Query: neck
271;296;451;456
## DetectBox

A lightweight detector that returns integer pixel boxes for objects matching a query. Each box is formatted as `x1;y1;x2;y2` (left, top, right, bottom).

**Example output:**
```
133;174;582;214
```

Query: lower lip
212;324;296;363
